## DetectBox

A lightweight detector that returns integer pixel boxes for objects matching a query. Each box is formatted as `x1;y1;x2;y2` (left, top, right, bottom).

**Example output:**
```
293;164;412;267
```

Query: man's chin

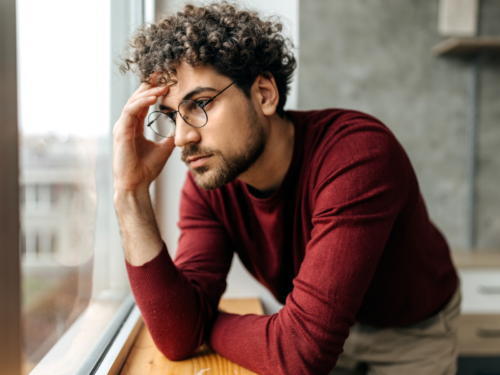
192;166;226;191
191;165;209;175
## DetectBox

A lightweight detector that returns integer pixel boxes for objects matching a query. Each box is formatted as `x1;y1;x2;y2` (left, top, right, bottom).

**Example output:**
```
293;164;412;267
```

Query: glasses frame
147;78;239;138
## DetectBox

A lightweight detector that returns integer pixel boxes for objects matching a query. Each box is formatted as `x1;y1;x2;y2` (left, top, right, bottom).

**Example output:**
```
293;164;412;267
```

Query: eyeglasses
146;79;239;138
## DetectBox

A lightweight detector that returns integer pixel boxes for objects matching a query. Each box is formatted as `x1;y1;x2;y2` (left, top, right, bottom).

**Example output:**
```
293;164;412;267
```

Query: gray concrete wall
477;0;500;249
299;0;500;251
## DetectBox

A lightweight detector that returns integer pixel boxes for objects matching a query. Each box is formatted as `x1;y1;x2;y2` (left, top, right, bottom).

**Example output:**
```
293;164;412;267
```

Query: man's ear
253;74;279;117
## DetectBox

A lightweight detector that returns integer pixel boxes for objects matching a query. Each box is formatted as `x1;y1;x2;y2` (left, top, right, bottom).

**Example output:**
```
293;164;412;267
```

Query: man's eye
166;111;177;121
195;99;210;108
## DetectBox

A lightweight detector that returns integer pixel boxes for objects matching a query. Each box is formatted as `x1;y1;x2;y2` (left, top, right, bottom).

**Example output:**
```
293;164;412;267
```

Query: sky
17;0;110;137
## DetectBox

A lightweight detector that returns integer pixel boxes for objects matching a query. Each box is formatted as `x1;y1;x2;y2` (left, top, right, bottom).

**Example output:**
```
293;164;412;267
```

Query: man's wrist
113;186;164;266
114;186;152;211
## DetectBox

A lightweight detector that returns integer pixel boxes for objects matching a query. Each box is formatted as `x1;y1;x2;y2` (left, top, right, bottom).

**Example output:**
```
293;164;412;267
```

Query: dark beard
181;104;266;191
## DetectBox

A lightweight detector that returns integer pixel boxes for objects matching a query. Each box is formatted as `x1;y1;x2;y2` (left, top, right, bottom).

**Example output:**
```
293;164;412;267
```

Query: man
113;3;459;374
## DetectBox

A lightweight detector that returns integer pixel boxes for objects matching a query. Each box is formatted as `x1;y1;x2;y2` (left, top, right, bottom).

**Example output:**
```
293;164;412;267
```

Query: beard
180;103;266;191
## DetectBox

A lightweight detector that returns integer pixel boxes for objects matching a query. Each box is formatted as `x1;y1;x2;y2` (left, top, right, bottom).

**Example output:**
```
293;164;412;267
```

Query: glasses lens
148;112;175;138
178;100;208;128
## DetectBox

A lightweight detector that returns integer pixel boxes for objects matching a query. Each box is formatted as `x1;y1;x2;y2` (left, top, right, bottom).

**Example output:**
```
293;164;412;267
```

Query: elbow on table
154;337;201;362
143;312;206;361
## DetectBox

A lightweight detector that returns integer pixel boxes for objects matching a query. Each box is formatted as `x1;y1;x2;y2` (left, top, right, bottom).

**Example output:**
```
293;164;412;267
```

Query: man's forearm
114;188;164;266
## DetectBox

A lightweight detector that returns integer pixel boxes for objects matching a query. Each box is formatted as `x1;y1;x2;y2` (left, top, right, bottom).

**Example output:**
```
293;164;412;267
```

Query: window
0;0;152;374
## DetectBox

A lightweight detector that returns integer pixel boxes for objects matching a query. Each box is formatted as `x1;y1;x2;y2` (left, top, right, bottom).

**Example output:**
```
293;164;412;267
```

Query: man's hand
113;78;174;266
113;79;174;193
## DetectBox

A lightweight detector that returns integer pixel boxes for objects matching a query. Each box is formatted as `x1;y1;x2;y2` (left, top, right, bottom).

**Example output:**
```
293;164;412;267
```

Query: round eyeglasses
146;79;239;138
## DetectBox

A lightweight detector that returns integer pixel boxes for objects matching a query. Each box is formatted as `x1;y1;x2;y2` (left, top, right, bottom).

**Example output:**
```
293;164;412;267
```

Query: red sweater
126;109;458;375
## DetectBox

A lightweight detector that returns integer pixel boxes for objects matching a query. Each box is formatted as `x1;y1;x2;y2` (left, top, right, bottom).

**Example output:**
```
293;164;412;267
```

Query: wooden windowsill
119;298;263;375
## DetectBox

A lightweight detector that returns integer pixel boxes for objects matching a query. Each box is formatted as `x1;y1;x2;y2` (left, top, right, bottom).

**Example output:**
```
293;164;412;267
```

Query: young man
113;3;459;374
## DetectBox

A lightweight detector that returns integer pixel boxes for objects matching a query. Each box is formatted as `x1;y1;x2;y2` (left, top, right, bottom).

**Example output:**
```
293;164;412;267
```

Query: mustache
181;145;220;163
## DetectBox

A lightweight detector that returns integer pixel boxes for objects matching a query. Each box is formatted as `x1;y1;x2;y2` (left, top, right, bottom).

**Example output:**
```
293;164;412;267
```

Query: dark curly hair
120;1;296;117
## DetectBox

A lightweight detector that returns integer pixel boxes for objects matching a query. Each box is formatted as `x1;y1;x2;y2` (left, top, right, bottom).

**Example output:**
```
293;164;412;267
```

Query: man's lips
187;154;213;168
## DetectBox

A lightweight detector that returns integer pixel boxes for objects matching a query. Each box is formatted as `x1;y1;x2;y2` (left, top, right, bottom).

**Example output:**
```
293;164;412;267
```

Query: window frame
0;0;155;373
0;0;22;373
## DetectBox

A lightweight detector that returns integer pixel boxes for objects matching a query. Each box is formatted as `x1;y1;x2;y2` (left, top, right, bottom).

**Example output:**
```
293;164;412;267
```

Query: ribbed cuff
208;311;235;352
209;311;268;374
125;242;182;303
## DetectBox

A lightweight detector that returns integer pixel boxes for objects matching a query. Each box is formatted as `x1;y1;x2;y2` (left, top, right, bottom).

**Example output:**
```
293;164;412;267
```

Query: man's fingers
131;81;155;98
129;72;165;98
123;96;157;118
130;85;169;104
115;74;168;139
114;96;157;138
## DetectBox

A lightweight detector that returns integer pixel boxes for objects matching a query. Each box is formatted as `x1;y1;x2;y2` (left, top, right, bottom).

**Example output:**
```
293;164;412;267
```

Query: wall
154;0;299;314
298;0;500;251
477;1;500;249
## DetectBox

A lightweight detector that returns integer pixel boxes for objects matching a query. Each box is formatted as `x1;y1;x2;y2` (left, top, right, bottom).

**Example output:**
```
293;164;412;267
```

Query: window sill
30;292;133;375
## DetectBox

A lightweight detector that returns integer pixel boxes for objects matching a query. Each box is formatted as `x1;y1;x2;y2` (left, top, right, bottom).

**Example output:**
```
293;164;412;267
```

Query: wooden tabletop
119;298;263;375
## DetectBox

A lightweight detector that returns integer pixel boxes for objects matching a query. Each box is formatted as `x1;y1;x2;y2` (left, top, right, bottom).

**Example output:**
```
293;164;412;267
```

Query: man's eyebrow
183;86;218;101
159;103;174;111
159;86;218;112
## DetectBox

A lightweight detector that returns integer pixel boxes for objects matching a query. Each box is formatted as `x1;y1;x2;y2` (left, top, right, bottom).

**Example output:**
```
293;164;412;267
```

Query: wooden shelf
432;37;500;57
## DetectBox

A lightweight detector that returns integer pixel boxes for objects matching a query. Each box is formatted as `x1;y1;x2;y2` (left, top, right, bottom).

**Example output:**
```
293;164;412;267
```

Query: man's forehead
164;62;217;91
159;63;231;105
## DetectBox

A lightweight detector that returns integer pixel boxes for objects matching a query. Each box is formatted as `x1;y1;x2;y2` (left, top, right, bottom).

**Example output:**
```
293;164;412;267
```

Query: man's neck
237;112;295;195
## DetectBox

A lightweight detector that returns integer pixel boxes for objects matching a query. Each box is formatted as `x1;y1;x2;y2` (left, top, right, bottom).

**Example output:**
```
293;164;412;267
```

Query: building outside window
1;0;153;373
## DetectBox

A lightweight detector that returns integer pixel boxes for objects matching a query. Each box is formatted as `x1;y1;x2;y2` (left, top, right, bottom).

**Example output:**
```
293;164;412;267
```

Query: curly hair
120;1;296;117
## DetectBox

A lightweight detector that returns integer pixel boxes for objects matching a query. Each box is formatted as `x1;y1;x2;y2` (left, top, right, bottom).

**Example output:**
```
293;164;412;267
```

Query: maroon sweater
126;109;458;375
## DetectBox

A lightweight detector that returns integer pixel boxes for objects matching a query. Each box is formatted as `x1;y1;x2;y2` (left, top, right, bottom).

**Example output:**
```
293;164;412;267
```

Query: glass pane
179;100;208;127
149;112;176;138
17;0;132;373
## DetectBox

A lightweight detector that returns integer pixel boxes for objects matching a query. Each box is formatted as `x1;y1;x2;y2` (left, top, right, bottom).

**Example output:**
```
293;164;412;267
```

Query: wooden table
119;299;263;375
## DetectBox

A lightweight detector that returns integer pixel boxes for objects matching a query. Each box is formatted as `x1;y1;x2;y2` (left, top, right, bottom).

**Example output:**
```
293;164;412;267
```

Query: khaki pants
330;286;461;375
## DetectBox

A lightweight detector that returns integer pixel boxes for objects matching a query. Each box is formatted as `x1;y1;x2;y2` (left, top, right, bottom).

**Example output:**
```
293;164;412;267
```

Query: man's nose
174;116;201;148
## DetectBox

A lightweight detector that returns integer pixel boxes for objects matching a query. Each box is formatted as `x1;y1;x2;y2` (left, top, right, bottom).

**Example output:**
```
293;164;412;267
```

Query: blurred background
297;0;500;252
9;0;500;374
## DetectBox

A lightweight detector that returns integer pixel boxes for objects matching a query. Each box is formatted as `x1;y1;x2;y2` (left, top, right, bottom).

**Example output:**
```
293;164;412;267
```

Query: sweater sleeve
209;125;409;374
125;172;233;360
